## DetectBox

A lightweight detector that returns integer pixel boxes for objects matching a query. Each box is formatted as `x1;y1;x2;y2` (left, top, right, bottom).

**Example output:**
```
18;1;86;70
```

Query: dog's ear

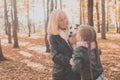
76;24;80;29
75;24;80;29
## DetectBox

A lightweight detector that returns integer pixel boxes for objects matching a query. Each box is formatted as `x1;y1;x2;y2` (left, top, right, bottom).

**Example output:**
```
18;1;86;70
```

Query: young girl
47;9;73;80
72;25;104;80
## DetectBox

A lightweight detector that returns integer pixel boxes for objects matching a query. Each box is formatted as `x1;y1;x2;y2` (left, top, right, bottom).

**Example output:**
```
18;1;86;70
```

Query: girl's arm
72;49;83;74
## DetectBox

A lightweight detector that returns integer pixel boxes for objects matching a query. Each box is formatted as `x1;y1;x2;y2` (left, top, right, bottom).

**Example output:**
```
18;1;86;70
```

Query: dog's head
68;24;80;37
68;24;80;49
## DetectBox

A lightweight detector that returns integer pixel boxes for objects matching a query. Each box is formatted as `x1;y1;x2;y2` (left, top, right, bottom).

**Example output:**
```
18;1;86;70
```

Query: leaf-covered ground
0;33;120;80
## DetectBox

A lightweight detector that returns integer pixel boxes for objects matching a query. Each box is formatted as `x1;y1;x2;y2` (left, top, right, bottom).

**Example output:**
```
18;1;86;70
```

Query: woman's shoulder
49;34;60;38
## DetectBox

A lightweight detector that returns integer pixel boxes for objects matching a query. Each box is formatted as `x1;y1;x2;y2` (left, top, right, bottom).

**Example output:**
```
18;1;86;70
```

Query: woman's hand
68;36;77;45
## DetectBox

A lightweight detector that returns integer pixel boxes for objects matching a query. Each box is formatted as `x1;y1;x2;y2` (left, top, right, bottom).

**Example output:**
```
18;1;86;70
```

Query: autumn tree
0;40;6;61
96;0;100;32
88;0;94;26
50;0;54;13
80;0;82;25
106;1;109;32
55;0;57;9
27;0;31;37
13;0;19;48
115;0;120;33
79;0;85;25
60;0;62;9
82;0;85;24
101;0;106;39
4;0;8;35
11;0;14;35
44;0;50;52
4;0;12;43
118;1;120;33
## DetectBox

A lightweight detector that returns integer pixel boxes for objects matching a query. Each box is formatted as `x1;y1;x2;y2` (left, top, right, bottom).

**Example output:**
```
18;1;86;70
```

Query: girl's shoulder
74;46;88;52
73;46;87;57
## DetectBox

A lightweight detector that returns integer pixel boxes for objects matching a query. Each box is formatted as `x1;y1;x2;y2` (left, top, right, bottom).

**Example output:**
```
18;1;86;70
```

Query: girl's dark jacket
72;46;103;80
49;34;73;80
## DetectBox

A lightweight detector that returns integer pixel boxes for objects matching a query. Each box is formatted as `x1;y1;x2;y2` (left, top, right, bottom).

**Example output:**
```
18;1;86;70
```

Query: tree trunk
83;0;85;25
118;23;120;33
4;0;8;35
13;0;19;48
33;24;36;33
0;40;6;61
118;3;120;33
44;0;50;52
115;0;118;33
80;0;82;25
55;0;57;9
8;22;12;43
88;0;94;26
60;0;62;9
96;0;100;33
107;22;109;32
116;23;118;33
106;1;109;32
101;0;106;39
27;0;31;37
11;0;14;37
4;23;8;35
4;0;12;43
50;0;54;13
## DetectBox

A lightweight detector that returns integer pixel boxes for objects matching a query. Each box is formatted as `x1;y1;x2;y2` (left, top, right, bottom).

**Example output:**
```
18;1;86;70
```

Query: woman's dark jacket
72;46;103;80
49;34;73;80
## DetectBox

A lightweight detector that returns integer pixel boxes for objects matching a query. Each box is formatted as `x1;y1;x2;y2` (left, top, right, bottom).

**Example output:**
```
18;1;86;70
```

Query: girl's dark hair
79;25;100;80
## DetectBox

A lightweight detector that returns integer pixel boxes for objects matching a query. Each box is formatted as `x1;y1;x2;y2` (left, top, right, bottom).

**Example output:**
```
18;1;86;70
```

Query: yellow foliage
16;0;20;2
112;4;115;9
107;0;112;2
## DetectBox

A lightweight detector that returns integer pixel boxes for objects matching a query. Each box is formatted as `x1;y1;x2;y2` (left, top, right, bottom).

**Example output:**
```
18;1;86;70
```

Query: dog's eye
74;28;78;29
70;27;72;29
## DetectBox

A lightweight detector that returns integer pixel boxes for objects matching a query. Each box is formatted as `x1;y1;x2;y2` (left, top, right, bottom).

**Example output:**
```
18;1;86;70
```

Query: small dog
68;24;80;49
68;24;80;37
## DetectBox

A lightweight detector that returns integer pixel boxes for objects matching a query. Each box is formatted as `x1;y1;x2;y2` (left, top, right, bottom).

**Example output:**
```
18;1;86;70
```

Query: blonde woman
47;10;73;80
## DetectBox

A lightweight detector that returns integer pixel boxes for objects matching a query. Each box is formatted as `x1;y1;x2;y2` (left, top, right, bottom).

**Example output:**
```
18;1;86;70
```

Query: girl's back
72;46;103;80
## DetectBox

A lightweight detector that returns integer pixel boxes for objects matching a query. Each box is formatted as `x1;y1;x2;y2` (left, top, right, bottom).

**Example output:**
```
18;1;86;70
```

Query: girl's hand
70;59;74;65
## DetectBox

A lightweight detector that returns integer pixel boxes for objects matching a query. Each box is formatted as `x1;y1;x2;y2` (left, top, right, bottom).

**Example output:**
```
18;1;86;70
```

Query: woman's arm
49;35;70;67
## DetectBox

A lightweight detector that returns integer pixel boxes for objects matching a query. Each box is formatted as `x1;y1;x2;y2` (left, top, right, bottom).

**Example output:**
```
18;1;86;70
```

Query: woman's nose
63;20;67;24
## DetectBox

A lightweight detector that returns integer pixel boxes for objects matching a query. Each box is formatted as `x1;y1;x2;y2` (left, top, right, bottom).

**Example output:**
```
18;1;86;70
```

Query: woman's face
58;14;68;30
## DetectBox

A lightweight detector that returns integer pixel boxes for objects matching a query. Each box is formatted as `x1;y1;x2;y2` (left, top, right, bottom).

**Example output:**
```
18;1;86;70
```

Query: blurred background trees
0;0;120;54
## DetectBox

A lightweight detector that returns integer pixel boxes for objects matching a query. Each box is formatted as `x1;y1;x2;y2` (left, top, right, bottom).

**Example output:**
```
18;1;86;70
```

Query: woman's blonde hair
47;9;69;35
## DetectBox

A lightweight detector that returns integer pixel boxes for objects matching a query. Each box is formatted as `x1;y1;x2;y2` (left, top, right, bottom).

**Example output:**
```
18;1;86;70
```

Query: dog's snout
70;32;72;34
